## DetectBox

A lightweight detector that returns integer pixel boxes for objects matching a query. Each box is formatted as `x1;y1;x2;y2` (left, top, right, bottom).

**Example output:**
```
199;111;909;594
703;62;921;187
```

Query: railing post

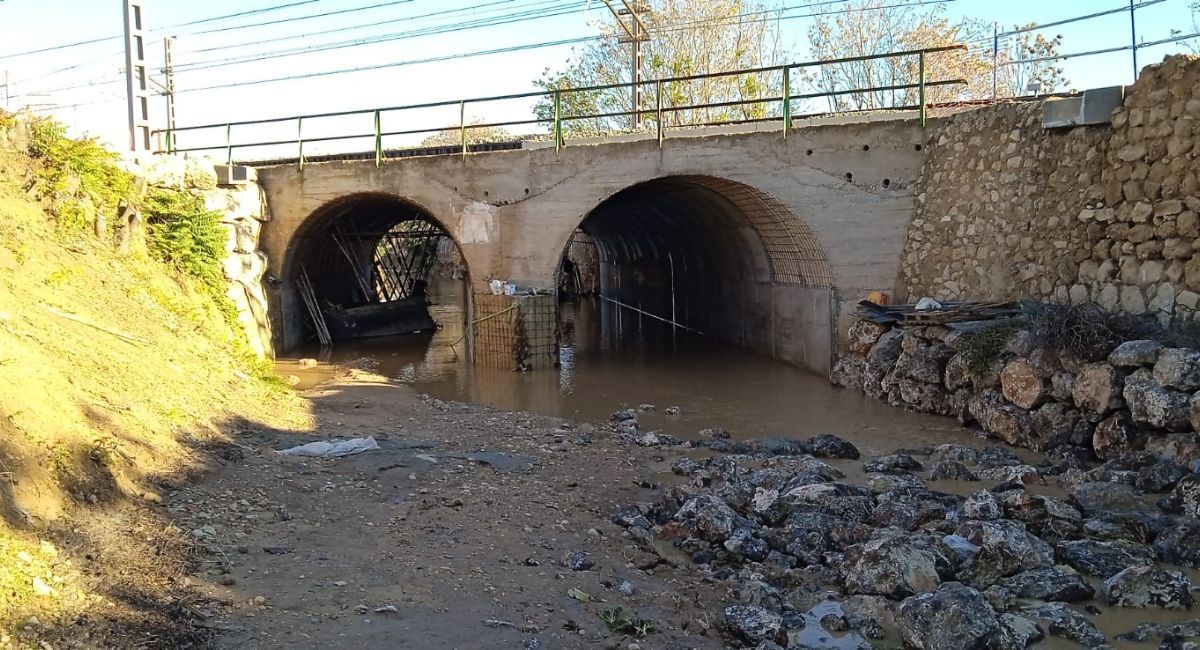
782;66;792;139
225;123;232;165
459;100;467;159
918;51;927;129
655;79;664;147
297;116;305;170
553;90;563;154
374;109;383;166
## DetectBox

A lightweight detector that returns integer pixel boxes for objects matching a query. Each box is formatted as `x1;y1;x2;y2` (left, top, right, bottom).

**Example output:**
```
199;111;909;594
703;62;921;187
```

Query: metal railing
154;44;967;166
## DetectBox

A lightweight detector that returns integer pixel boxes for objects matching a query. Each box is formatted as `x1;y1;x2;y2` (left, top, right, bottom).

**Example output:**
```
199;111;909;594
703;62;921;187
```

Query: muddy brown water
279;290;1198;648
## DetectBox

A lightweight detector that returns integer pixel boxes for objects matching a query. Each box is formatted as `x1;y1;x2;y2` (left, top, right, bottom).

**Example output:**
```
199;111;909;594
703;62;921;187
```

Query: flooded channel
278;285;1200;648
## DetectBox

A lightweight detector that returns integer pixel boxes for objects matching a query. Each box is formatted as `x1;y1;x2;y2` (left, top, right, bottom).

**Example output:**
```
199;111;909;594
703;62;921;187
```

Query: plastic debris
276;436;380;458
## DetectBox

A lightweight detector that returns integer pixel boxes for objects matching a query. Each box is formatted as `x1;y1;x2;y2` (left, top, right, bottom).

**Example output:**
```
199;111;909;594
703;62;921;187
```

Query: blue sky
0;0;1195;156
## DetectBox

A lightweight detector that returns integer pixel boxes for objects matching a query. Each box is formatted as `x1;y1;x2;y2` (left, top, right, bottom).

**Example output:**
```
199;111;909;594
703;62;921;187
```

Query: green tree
534;0;784;136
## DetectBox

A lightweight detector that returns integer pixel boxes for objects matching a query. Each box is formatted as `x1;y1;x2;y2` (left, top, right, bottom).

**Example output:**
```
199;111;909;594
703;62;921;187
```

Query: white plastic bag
277;436;380;458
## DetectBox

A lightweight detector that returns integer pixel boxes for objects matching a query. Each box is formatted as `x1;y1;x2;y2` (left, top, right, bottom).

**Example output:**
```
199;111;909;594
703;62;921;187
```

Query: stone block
1001;359;1046;410
1154;348;1200;390
1073;364;1124;415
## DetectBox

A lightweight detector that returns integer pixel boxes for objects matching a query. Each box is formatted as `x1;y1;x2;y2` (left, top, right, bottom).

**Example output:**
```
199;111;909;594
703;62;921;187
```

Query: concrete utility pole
1129;0;1139;81
602;1;651;128
122;0;151;152
163;36;177;153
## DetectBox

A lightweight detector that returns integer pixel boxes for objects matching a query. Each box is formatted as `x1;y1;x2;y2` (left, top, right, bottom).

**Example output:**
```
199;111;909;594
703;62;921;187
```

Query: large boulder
1102;565;1193;609
895;582;1003;650
1071;480;1140;515
1022;602;1106;648
1154;348;1200;390
1092;412;1148;460
1153;520;1200;567
1161;473;1200;517
842;535;952;599
673;494;753;543
1000;359;1046;410
1056;539;1156;578
893;332;953;383
723;605;784;645
809;433;860;459
955;519;1055;587
1123;372;1191;431
968;391;1034;447
1029;402;1091;452
848;320;890;354
863;453;922;474
1108;340;1164;367
862;330;904;398
997;565;1094;602
1147;432;1200;468
1073;364;1124;414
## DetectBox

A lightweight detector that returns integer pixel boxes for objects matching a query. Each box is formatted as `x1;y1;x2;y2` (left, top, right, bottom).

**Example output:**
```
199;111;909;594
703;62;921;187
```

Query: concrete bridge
255;119;926;376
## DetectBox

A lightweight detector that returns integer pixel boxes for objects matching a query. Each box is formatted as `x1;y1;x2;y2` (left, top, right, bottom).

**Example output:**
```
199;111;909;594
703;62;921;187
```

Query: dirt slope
0;130;310;647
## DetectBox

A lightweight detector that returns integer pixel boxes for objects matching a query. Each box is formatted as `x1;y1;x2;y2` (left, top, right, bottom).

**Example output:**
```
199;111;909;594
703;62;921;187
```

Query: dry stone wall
833;319;1200;469
903;55;1200;323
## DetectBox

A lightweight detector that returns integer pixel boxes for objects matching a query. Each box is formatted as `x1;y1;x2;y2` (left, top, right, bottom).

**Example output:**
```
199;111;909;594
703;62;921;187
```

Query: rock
976;464;1040;485
929;460;979;481
842;536;951;599
1000;359;1045;409
1147;433;1200;467
1057;539;1156;578
862;330;905;397
809;433;860;459
999;492;1083;542
862;453;922;474
723;528;770;562
670;457;705;478
1093;412;1148;460
1162;474;1200;517
1136;459;1185;492
895;582;1002;650
1155;348;1200;390
893;334;953;383
848;321;890;354
997;613;1045;649
1073;364;1124;414
997;565;1095;602
1029;402;1090;452
674;494;753;543
723;605;784;645
1102;565;1193;609
956;519;1055;587
1072;480;1140;515
933;444;981;465
831;356;867;390
746;437;811;457
1110;340;1164;367
611;505;652;529
1154;520;1200;567
1022;602;1106;648
979;445;1023;467
561;550;594;571
968;391;1033;447
1124;374;1190;431
1081;511;1171;544
960;490;1003;520
611;409;638;422
944;353;972;391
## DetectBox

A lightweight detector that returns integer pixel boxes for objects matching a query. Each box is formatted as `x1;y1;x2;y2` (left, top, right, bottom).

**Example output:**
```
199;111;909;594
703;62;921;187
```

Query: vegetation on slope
0;112;310;647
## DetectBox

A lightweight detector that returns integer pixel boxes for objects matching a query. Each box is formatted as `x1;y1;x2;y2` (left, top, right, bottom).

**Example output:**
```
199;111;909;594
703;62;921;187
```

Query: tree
420;120;515;147
996;26;1066;97
806;0;991;110
806;1;1067;108
534;0;783;136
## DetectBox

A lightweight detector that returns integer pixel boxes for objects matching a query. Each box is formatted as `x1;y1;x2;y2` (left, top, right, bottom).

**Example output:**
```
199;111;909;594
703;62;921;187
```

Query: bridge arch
558;174;836;373
277;192;470;350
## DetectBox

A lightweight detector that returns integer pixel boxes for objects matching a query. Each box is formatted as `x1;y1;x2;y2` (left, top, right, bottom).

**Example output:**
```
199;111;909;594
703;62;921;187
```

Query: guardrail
155;44;967;166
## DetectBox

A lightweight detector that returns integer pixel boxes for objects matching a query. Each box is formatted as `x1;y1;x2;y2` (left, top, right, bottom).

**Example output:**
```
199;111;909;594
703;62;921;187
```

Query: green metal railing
155;44;966;166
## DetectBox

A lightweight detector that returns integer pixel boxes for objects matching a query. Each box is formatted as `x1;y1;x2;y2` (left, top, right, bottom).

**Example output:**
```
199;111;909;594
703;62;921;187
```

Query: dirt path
168;370;723;649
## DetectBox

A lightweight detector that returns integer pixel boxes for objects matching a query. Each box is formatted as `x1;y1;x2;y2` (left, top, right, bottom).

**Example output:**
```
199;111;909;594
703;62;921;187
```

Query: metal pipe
991;22;999;99
1130;0;1139;80
297;116;304;170
459;100;467;159
655;79;664;146
373;109;382;166
553;90;563;153
225;123;232;164
918;51;927;129
782;66;791;139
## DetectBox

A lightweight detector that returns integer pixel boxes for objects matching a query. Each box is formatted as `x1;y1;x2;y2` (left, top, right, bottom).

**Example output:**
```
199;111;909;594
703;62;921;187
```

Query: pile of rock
614;435;1200;649
833;320;1200;467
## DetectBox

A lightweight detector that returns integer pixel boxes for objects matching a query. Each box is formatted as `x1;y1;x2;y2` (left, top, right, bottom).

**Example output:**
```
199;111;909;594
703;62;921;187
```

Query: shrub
960;319;1024;376
143;188;227;293
26;117;136;235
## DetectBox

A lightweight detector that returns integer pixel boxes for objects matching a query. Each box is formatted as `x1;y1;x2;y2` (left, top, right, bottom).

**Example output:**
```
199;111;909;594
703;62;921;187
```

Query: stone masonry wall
903;55;1200;321
833;319;1200;470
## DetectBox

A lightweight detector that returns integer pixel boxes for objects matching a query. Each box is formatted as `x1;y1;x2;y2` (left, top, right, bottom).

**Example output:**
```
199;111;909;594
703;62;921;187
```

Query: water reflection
286;285;983;458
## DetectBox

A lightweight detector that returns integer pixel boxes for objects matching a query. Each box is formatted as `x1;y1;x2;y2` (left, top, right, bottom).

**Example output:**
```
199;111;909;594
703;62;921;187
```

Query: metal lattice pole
122;0;151;152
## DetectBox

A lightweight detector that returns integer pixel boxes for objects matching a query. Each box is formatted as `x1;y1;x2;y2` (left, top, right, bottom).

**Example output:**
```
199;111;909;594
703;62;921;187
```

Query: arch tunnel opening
283;193;467;349
557;176;836;374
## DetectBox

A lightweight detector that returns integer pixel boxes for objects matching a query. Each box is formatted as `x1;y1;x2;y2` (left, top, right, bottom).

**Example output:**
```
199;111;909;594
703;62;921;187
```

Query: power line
187;0;415;36
0;0;325;59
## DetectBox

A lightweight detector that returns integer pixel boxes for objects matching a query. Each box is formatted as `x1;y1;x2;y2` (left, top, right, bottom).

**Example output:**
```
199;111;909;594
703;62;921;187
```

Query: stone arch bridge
255;120;926;376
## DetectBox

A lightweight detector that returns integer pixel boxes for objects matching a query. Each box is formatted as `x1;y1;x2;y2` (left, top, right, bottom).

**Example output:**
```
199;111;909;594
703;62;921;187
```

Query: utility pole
991;21;999;99
163;36;177;153
602;1;651;129
122;0;151;152
1;71;10;111
1129;0;1139;81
